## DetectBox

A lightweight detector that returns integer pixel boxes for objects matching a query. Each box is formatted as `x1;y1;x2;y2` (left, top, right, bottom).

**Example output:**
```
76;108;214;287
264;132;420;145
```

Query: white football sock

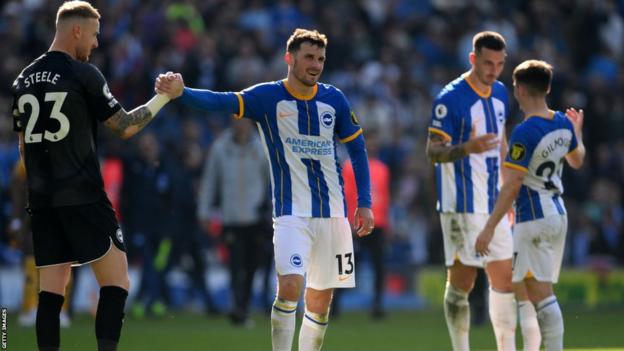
536;296;563;351
271;298;298;351
444;283;470;351
298;309;329;351
489;288;517;351
518;300;541;351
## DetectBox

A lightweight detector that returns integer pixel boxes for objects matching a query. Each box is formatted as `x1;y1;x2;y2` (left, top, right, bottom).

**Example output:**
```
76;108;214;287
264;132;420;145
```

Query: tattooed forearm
426;134;467;163
104;106;154;139
119;106;153;132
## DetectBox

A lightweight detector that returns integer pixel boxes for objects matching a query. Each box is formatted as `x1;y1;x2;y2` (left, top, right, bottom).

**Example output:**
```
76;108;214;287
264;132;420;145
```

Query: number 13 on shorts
336;253;354;276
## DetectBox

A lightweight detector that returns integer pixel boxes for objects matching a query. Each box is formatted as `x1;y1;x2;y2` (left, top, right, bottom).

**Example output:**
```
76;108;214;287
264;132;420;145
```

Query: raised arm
155;73;241;115
564;108;585;169
103;94;170;140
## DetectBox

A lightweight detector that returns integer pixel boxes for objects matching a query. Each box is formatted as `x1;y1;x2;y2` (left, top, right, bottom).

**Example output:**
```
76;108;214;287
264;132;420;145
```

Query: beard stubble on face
292;58;320;87
294;69;316;87
475;69;496;87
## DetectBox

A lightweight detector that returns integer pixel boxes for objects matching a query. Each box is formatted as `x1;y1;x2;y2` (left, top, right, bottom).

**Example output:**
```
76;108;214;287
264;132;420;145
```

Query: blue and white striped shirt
236;80;365;218
503;111;578;223
179;79;371;219
428;75;509;214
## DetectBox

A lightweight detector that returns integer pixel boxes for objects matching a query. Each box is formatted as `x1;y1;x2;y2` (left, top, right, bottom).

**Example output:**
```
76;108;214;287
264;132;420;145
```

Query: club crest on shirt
320;111;335;129
510;143;526;161
290;254;303;267
435;104;448;119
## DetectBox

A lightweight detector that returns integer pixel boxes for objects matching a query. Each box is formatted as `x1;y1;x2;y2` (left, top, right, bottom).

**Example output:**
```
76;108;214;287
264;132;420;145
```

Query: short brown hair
56;1;100;25
473;31;506;53
286;28;327;53
513;60;553;96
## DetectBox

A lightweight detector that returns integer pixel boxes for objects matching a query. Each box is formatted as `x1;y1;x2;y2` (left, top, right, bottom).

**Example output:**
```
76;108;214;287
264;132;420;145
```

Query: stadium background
0;0;623;350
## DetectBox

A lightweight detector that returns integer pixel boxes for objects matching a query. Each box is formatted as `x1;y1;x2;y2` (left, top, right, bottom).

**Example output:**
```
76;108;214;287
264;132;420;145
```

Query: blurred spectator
166;141;220;315
197;119;271;326
0;0;623;316
122;132;176;318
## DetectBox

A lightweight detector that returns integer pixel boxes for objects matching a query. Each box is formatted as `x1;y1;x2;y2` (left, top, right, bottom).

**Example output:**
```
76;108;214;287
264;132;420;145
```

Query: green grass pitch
6;307;624;350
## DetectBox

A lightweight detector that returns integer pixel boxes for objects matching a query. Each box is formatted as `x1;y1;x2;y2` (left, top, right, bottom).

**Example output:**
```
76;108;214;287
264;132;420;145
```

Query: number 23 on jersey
17;92;70;143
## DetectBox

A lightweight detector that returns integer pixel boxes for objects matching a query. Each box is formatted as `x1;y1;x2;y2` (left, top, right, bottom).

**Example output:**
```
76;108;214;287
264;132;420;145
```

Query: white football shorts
440;212;513;267
512;215;567;283
273;216;355;290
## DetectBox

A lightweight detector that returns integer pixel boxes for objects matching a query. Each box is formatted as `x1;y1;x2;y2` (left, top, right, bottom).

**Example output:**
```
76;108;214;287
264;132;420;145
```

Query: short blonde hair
56;1;100;25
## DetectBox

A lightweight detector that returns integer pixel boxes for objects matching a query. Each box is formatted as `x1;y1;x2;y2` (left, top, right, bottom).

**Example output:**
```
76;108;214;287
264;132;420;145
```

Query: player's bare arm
499;132;508;163
565;108;585;169
103;76;171;139
104;89;171;139
426;133;466;162
426;132;499;163
103;106;154;139
475;166;525;255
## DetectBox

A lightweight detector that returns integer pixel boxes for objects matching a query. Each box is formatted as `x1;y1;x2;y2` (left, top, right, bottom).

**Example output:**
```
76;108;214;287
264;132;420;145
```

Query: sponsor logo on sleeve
435;104;448;119
102;83;119;108
102;83;114;100
510;143;526;161
350;111;360;126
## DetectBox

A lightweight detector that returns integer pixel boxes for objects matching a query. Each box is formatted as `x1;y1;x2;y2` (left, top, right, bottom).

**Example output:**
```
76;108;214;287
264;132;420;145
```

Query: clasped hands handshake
155;72;185;99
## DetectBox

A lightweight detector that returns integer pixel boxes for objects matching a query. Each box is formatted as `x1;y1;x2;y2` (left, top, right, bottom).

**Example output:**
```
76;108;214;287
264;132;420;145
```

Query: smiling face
287;42;326;87
470;47;506;86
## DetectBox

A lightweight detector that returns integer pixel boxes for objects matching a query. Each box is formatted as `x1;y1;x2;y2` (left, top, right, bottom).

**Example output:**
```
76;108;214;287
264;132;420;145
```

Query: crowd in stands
1;0;623;307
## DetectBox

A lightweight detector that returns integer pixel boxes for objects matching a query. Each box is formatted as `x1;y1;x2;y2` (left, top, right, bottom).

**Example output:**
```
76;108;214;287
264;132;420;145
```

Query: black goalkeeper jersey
11;51;122;208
